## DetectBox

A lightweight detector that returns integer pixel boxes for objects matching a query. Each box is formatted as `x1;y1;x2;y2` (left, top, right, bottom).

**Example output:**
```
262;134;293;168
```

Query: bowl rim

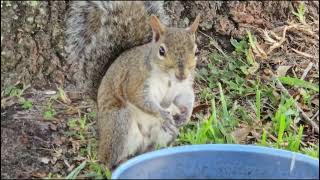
111;144;319;179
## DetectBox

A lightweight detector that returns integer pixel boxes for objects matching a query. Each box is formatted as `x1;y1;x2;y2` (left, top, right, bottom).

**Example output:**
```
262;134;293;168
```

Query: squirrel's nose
175;73;187;81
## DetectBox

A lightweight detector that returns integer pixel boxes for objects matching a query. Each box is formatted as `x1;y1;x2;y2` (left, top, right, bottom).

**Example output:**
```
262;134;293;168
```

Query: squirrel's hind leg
98;106;149;168
98;107;132;169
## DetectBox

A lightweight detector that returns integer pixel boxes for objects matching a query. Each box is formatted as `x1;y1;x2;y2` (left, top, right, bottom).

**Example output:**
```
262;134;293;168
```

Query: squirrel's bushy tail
65;1;169;99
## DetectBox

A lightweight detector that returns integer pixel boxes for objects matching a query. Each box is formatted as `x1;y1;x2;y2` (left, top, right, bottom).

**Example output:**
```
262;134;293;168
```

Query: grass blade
261;129;267;146
208;98;217;137
209;98;217;123
278;76;319;92
276;114;286;148
218;83;229;121
292;125;304;152
255;88;261;121
66;161;86;179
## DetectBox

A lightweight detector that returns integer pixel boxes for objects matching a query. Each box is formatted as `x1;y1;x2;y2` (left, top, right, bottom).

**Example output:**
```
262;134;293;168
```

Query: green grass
63;110;112;179
278;76;319;92
3;84;28;97
2;83;33;110
36;88;110;179
302;144;319;158
43;99;57;119
292;2;306;24
65;161;87;179
66;114;91;140
178;32;319;159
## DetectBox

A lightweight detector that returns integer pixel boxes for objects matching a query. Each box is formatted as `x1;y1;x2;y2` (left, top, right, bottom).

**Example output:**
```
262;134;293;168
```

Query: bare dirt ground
1;1;319;179
1;88;95;178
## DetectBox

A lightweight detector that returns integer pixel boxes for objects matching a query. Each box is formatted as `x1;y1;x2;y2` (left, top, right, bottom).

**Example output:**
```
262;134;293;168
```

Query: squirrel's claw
162;117;179;137
173;106;189;127
159;109;179;136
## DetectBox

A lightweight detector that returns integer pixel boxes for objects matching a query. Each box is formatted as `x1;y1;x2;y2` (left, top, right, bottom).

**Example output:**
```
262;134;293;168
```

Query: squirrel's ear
187;14;201;33
150;15;165;42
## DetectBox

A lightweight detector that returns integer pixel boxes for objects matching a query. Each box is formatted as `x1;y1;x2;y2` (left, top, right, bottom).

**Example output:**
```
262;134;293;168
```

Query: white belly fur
119;67;192;160
120;103;161;159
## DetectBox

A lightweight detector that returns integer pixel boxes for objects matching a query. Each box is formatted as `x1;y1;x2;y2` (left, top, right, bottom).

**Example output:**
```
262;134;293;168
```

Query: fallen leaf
246;62;260;75
312;98;319;106
64;159;71;168
58;89;72;104
31;171;47;178
71;140;81;152
67;91;83;101
300;103;310;111
250;129;261;140
73;156;86;161
269;134;278;142
51;157;58;165
53;137;64;146
231;125;252;143
60;136;66;142
67;164;75;172
272;90;281;100
192;104;210;114
66;107;80;115
64;159;75;172
49;124;57;131
276;65;292;77
53;149;63;159
20;136;28;144
40;157;50;164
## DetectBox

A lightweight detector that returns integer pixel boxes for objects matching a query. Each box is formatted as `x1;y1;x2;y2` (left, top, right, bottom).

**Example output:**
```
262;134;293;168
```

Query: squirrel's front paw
160;110;178;135
162;118;179;137
173;106;189;127
159;109;174;122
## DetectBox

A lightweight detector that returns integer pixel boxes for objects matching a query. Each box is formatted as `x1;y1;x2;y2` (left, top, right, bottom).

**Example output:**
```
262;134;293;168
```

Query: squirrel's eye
195;47;200;56
159;46;166;57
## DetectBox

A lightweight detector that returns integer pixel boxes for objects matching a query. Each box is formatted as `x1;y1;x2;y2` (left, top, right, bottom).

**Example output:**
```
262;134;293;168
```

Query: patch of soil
1;89;95;179
1;105;53;178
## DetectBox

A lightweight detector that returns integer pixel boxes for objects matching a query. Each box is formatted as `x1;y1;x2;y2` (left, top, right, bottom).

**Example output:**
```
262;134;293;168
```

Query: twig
300;62;314;80
311;110;319;121
266;25;292;55
198;30;228;58
273;76;319;134
292;48;317;59
53;99;87;114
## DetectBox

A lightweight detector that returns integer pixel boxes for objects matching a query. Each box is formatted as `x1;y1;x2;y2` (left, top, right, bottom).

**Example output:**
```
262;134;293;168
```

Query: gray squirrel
65;1;200;169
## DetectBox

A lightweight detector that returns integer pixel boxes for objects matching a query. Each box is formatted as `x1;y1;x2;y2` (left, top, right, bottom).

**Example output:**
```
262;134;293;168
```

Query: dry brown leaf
250;129;261;140
31;171;47;178
20;135;29;144
247;62;260;75
49;123;57;131
231;125;252;143
51;157;58;165
53;137;64;146
66;107;80;115
192;104;210;114
71;140;81;152
40;157;50;164
311;98;319;106
275;65;292;77
60;95;72;105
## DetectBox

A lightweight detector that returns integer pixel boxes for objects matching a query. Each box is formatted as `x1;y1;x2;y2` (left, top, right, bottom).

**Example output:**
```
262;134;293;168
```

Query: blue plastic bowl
112;144;319;179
